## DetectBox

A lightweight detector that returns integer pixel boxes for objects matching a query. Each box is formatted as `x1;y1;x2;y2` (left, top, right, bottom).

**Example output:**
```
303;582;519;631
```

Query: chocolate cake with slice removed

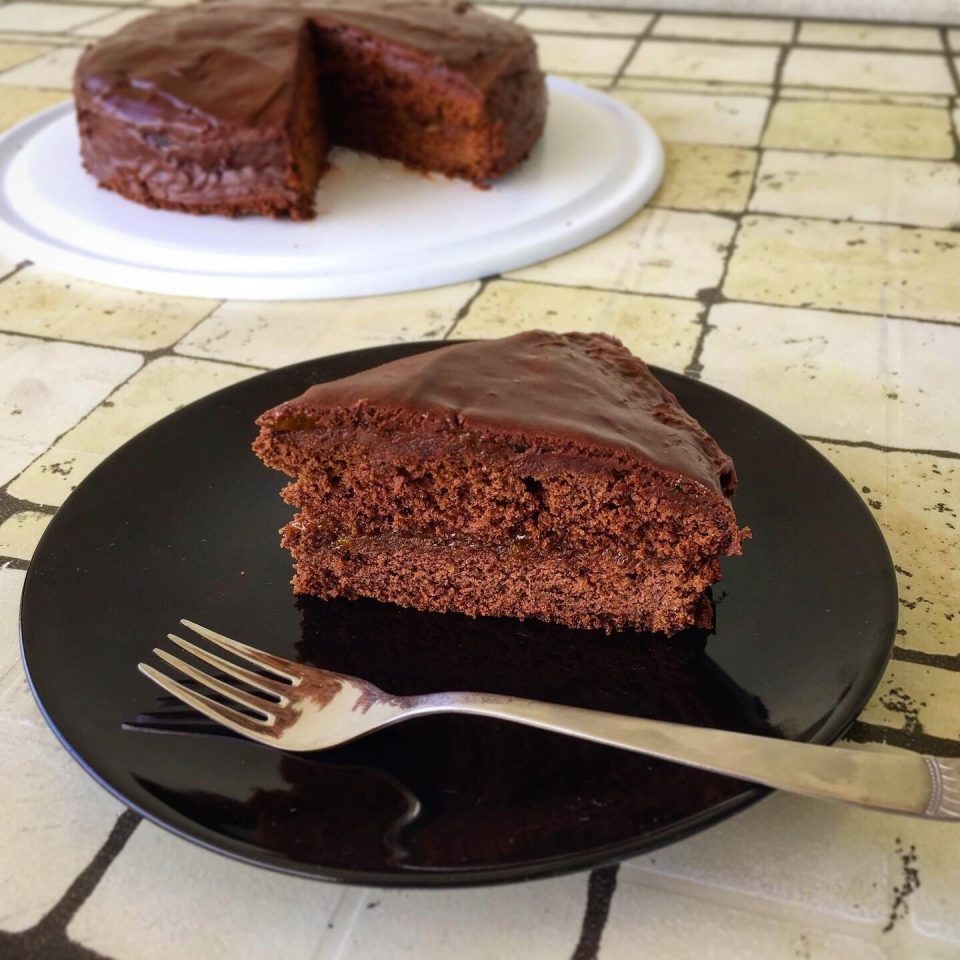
73;0;546;219
253;332;749;635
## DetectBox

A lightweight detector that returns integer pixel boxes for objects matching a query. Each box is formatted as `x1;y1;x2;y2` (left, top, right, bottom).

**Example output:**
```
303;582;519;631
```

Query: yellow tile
782;48;954;95
0;86;67;131
653;14;793;44
0;31;76;46
0;510;50;560
614;88;770;147
908;811;960;940
0;267;220;351
8;356;256;506
507;208;735;298
860;660;960;741
812;443;959;659
617;76;773;97
779;87;949;108
725;215;960;323
624;775;908;924
73;8;151;37
533;34;634;75
475;4;518;21
950;29;960;52
176;282;477;368
798;21;942;51
0;46;83;89
0;252;17;277
517;9;651;35
60;355;257;456
456;280;701;372
701;301;960;449
551;73;611;90
0;333;141;486
654;142;757;213
0;2;115;32
0;41;49;71
6;447;101;506
626;39;779;85
750;151;960;229
762;99;954;160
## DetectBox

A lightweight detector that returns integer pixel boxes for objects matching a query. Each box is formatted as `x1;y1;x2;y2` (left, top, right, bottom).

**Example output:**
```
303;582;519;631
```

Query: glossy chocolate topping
262;331;738;496
76;1;534;133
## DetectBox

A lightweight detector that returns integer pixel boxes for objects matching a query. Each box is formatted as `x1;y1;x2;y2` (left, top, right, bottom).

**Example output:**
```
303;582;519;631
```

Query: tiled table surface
1;2;959;958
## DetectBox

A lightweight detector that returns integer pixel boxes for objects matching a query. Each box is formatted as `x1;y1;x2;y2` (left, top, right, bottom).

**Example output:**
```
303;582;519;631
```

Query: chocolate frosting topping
77;1;534;133
262;331;737;496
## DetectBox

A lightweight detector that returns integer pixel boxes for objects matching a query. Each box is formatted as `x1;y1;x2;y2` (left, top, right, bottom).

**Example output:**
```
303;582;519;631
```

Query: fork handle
410;694;960;820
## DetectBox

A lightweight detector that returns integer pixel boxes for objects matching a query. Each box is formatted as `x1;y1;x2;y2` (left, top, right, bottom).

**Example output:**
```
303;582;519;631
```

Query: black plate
20;341;897;887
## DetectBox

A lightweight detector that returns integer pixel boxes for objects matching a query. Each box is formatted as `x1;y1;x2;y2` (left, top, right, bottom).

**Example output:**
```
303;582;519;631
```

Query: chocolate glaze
260;331;738;497
77;1;535;132
74;0;545;215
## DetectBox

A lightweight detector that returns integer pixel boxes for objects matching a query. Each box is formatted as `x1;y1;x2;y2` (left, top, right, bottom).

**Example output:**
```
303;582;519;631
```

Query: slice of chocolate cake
254;332;748;635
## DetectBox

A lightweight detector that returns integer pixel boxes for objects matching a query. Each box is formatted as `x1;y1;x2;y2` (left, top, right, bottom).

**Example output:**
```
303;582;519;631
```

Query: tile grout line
0;0;919;30
443;275;495;340
941;27;960;162
649;200;960;236
4;6;951;50
0;292;238;363
166;295;227;355
0;342;260;495
535;29;954;58
570;865;620;960
609;8;658;88
0;807;140;959
606;72;953;97
847;720;960;756
0;301;262;511
803;433;960;461
0;487;55;534
619;84;952;109
0;42;74;81
601;9;659;90
0;259;28;285
683;38;790;379
618;858;958;955
0;296;248;523
892;646;960;672
311;888;368;960
500;274;960;330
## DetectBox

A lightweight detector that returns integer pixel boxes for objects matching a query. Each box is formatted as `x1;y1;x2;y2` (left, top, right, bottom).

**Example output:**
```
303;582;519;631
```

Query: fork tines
137;619;300;741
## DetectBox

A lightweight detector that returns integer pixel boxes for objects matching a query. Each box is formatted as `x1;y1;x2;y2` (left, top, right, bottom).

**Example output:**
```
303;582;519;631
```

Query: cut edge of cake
73;0;547;219
254;331;749;635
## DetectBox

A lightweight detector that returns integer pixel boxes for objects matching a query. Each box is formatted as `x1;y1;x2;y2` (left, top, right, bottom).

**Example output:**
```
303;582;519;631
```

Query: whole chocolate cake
73;0;546;219
254;332;748;635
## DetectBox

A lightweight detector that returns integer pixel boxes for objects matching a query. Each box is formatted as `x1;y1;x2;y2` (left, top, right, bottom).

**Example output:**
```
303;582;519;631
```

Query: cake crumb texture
254;331;748;635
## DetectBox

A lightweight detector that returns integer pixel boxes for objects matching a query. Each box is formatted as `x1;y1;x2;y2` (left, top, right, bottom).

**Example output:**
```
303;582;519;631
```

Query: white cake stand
0;78;663;300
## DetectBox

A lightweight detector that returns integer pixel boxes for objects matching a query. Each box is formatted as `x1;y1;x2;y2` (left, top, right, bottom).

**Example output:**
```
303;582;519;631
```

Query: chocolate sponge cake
253;332;748;635
73;1;546;219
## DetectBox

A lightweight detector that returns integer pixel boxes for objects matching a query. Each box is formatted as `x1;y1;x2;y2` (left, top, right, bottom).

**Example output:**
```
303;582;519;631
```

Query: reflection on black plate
20;342;897;886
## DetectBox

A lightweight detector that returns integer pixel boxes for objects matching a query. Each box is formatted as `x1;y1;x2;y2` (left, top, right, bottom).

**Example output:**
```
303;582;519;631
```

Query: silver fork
139;620;960;821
